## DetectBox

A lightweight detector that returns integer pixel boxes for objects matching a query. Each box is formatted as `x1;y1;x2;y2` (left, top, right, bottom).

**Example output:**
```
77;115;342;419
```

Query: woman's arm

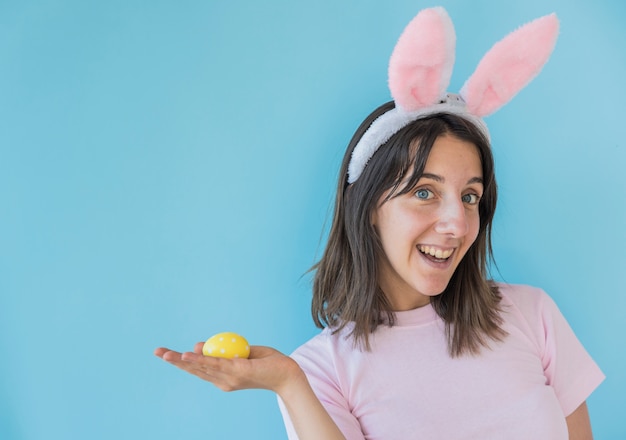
154;343;345;440
565;401;593;440
274;363;346;440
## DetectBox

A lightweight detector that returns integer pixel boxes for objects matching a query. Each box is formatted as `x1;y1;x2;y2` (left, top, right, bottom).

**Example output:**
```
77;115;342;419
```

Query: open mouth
417;245;453;263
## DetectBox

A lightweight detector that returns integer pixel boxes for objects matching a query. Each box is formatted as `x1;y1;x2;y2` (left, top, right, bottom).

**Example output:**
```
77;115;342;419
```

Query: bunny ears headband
347;7;560;183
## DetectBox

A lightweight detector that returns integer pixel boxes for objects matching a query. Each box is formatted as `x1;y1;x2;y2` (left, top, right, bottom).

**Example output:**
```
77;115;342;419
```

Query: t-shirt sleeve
277;334;365;440
538;289;605;416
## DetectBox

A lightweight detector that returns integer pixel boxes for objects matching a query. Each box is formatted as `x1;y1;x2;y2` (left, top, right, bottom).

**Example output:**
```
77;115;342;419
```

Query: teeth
418;245;453;259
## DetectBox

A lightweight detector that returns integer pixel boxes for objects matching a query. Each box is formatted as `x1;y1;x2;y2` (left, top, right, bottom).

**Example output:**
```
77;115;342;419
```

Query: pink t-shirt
279;284;604;439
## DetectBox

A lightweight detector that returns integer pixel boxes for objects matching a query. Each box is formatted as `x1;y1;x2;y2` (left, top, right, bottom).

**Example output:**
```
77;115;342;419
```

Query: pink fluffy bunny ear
460;13;560;117
388;7;456;111
347;8;560;184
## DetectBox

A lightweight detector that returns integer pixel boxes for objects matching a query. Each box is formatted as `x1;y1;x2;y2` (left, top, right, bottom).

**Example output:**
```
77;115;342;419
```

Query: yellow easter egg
202;332;250;359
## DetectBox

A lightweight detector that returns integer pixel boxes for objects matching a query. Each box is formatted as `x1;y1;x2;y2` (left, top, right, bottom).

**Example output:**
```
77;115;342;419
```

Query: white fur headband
347;7;559;184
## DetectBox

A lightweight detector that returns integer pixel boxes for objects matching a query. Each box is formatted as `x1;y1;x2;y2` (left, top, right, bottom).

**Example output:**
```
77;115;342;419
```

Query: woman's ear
371;209;378;227
371;198;384;228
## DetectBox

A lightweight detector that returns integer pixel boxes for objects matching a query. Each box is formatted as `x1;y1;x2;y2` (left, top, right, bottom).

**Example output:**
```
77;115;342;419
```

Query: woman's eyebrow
420;173;484;185
420;173;444;182
467;177;484;185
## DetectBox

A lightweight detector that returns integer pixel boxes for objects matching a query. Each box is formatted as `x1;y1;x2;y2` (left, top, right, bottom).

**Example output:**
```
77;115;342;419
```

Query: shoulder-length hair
311;101;505;357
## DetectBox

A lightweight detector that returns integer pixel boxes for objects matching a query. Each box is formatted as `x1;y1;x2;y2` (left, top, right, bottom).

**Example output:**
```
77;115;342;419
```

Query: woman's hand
154;343;302;394
155;342;347;439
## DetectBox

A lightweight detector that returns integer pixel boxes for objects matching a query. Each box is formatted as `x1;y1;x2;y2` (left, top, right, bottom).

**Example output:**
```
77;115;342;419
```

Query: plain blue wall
1;0;624;438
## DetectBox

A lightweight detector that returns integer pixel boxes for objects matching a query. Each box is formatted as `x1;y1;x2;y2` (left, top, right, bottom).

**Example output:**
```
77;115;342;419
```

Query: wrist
274;359;309;401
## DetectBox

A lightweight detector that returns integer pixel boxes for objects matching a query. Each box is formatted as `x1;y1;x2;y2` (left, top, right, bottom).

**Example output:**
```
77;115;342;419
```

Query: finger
155;347;182;359
181;351;227;373
178;352;226;373
161;350;185;362
154;347;169;357
155;348;228;385
170;352;276;392
159;351;210;374
179;353;241;379
169;354;231;384
194;342;204;354
159;349;253;390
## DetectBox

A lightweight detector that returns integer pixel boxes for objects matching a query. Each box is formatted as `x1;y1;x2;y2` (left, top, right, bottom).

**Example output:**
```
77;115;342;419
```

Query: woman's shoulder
291;325;354;359
495;282;566;334
288;326;358;386
496;282;553;310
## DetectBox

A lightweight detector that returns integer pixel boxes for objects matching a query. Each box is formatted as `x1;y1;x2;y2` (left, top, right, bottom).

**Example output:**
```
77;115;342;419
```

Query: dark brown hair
311;101;506;357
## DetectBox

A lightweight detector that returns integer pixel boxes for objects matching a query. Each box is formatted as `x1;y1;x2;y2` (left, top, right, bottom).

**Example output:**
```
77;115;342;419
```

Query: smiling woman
314;110;503;356
154;6;605;440
2;0;623;439
373;133;485;312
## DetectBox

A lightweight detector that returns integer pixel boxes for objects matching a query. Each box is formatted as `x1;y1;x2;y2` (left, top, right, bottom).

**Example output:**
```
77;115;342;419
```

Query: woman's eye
462;193;480;205
415;189;433;200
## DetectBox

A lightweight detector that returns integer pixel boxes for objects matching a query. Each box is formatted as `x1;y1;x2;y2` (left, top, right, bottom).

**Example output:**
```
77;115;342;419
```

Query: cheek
466;212;481;245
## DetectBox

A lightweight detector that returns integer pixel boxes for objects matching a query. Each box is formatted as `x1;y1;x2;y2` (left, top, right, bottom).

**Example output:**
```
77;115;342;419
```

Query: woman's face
372;134;483;311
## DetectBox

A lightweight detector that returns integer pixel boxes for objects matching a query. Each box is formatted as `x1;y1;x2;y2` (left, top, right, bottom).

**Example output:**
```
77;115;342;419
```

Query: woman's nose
434;198;469;237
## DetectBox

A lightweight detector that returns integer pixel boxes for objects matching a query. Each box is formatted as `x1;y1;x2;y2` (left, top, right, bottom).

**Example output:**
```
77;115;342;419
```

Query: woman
155;8;604;439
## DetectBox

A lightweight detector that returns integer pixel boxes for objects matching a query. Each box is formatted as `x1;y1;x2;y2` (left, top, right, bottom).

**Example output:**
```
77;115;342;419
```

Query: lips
417;245;453;261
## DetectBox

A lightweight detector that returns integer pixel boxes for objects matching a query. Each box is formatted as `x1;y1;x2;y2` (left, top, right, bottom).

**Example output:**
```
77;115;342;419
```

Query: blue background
1;0;624;439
